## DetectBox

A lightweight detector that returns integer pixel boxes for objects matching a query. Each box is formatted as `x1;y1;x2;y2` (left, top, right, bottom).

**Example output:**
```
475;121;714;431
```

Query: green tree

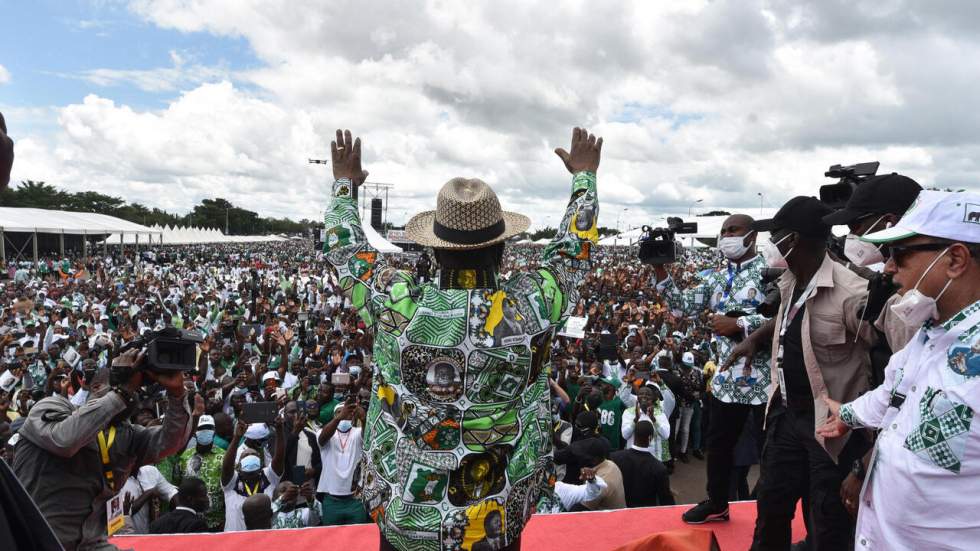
12;180;70;209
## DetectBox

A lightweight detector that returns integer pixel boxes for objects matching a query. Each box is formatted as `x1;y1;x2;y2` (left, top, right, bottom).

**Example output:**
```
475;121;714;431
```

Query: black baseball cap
751;196;832;239
822;173;922;226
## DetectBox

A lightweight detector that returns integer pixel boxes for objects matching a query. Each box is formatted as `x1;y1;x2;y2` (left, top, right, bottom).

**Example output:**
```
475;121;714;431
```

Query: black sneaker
682;500;730;524
678;452;689;463
692;450;705;460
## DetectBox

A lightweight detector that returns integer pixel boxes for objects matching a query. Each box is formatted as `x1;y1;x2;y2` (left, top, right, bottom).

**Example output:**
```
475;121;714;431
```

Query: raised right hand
331;129;369;187
234;419;248;439
554;127;602;175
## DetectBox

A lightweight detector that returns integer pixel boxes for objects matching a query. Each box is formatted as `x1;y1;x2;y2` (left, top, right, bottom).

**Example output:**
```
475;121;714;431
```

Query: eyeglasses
885;242;949;265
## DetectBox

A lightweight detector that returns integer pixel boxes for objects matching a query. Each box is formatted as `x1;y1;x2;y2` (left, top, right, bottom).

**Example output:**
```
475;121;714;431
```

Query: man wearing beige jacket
727;196;874;551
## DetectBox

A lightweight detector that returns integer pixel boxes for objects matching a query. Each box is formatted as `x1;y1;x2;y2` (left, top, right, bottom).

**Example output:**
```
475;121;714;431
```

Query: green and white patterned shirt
657;255;772;405
323;172;598;551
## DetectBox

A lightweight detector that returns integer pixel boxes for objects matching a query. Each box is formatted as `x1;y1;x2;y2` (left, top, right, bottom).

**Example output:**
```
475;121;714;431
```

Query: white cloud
11;0;980;231
0;64;10;85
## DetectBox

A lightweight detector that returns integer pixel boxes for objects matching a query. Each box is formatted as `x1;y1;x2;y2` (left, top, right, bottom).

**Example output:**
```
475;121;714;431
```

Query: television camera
819;161;879;210
112;327;204;385
637;217;698;265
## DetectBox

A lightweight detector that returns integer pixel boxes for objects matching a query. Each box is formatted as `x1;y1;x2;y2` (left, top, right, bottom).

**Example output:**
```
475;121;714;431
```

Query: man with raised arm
321;128;602;551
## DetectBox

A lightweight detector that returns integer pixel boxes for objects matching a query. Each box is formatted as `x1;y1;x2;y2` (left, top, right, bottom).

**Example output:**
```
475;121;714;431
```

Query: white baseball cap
862;190;980;244
261;371;280;383
197;415;216;429
682;351;695;366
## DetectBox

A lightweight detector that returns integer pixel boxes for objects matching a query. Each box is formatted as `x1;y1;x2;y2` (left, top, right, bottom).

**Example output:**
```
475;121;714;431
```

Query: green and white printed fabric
657;255;771;405
323;172;598;551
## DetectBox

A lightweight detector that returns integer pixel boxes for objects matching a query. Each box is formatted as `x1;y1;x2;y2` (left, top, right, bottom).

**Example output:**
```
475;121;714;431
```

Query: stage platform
112;500;805;550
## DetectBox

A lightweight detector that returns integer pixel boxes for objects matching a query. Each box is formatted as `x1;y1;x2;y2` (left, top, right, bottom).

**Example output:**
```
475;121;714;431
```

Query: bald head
242;493;273;530
723;214;754;232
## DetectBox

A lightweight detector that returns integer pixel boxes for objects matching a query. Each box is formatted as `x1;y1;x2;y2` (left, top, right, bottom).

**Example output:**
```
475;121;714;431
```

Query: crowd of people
0;122;978;551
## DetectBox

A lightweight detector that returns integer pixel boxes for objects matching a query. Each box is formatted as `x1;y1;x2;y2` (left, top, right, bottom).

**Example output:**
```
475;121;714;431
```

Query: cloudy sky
2;0;978;229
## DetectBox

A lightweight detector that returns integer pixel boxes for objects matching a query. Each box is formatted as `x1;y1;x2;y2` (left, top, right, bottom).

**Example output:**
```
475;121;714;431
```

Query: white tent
363;224;402;253
100;224;290;245
0;207;161;237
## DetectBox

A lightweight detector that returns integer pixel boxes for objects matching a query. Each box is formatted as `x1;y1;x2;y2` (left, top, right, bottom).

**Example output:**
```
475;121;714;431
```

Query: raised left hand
149;370;186;397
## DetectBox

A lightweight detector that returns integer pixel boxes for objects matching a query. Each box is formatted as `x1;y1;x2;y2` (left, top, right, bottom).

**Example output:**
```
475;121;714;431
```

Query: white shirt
295;427;317;470
120;466;179;534
621;405;671;460
316;426;362;496
554;475;607;511
222;466;281;532
282;371;299;391
841;301;980;551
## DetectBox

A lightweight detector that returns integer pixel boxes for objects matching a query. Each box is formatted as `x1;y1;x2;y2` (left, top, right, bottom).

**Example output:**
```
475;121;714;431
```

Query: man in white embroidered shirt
819;190;980;551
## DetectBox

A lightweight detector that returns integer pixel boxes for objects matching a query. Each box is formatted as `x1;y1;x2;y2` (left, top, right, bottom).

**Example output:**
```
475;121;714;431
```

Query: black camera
637;217;698;265
119;327;204;373
756;267;785;318
820;161;879;210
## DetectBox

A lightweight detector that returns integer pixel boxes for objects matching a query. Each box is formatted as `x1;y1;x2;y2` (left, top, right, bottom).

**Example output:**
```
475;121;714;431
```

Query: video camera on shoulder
820;161;879;210
637;217;698;265
119;327;204;373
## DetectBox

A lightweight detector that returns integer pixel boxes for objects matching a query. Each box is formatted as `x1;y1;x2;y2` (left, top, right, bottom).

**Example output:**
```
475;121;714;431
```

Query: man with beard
13;350;191;550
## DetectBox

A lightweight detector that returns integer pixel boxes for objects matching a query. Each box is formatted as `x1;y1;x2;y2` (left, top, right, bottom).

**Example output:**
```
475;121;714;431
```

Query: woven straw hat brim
404;210;530;250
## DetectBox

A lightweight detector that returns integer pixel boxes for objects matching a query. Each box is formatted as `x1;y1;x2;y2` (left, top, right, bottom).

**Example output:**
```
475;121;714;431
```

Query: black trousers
705;396;766;508
750;404;868;551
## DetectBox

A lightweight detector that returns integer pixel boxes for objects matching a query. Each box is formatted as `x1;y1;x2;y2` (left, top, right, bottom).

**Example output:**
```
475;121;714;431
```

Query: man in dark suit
610;420;675;507
149;477;210;534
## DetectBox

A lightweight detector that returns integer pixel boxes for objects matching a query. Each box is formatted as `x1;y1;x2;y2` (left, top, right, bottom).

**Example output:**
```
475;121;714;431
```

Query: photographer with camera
13;347;191;551
819;172;923;528
650;213;772;524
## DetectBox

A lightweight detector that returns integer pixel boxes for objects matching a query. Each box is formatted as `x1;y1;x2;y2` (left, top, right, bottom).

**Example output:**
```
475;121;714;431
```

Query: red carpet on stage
112;501;805;550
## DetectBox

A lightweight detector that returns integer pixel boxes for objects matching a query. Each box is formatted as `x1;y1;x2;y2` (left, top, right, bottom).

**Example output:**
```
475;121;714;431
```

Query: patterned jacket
840;299;980;550
657;255;772;405
322;172;598;551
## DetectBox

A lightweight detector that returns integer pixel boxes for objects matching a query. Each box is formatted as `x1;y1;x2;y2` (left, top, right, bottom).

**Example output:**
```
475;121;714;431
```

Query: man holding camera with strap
13;347;192;551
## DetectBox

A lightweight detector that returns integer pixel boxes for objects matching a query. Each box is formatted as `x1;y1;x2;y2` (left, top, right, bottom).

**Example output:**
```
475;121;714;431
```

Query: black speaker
371;198;383;229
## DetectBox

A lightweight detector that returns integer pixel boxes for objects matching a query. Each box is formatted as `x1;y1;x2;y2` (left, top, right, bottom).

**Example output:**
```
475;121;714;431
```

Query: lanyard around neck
97;426;117;487
244;480;260;496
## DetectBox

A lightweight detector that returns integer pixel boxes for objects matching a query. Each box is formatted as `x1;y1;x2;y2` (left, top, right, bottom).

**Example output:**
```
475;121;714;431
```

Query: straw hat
405;177;530;250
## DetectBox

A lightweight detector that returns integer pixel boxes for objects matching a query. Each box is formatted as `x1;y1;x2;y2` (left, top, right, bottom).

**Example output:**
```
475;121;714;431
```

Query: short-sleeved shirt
120;465;179;534
316;426;362;496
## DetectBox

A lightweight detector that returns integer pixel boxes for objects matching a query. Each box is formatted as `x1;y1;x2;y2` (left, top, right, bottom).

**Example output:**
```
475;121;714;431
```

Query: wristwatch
851;458;866;480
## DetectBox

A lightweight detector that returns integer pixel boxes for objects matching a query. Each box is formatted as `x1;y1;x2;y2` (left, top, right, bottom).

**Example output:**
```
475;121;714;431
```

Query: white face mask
718;231;755;261
761;233;794;269
889;247;953;327
843;216;889;267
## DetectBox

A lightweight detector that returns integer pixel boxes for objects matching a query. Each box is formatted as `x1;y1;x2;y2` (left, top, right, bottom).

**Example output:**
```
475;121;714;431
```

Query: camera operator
651;214;771;524
13;348;191;551
820;173;922;524
727;197;874;551
822;173;923;366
